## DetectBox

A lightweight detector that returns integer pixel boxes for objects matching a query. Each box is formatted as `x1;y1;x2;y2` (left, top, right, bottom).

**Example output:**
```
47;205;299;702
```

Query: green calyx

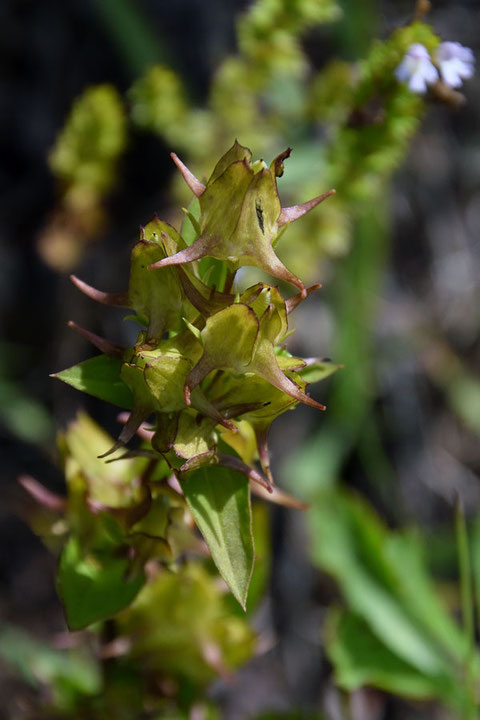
148;140;335;296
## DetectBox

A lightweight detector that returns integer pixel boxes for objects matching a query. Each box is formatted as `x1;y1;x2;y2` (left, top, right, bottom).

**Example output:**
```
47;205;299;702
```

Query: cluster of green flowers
60;141;335;492
53;142;339;606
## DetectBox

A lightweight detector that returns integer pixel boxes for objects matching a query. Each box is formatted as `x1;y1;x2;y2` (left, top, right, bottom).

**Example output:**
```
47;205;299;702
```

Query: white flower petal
457;46;474;64
455;59;474;80
408;43;431;60
437;41;475;88
440;63;462;87
421;59;439;84
408;72;427;94
395;44;438;93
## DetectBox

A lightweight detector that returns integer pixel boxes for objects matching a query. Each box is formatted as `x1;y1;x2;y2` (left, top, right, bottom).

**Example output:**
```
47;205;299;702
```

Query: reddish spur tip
170;152;206;197
278;189;336;227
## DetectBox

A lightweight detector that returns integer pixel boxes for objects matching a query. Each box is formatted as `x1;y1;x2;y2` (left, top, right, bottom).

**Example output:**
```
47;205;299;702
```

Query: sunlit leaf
53;355;133;409
181;466;254;609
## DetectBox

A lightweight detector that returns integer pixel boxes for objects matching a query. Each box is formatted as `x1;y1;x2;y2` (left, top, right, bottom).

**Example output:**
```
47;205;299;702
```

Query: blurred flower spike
436;41;475;88
395;43;438;93
396;41;475;94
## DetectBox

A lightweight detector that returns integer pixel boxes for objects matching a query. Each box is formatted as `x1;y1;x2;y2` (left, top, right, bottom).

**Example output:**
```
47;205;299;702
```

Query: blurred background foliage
2;0;480;717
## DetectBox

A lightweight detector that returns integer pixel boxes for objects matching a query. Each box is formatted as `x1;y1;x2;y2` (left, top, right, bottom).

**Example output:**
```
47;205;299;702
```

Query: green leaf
0;624;101;698
0;380;54;444
326;610;460;703
223;502;271;617
385;532;469;665
298;359;343;384
181;466;254;609
309;489;478;711
309;493;455;673
173;411;216;460
53;354;133;409
470;519;480;648
144;353;193;412
58;537;145;630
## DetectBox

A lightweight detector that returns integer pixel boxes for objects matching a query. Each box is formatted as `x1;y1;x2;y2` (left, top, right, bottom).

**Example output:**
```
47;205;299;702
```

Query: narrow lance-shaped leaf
181;466;255;610
52;355;133;409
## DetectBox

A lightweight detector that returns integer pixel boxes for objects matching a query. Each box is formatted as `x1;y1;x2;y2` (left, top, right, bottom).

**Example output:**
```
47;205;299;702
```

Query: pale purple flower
395;43;439;93
436;41;475;88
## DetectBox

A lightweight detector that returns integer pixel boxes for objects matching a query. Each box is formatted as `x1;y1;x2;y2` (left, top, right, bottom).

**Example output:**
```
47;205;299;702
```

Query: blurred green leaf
0;624;100;708
327;610;456;700
470;520;480;650
385;532;469;664
118;564;255;687
58;536;145;630
199;256;229;292
456;499;475;652
181;467;254;609
238;0;341;76
61;412;147;505
93;0;166;79
298;360;343;384
310;489;476;710
447;375;480;437
54;354;133;409
0;380;54;444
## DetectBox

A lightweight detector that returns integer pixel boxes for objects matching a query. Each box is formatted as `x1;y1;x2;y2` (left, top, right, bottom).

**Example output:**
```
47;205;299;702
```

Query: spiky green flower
53;142;340;604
